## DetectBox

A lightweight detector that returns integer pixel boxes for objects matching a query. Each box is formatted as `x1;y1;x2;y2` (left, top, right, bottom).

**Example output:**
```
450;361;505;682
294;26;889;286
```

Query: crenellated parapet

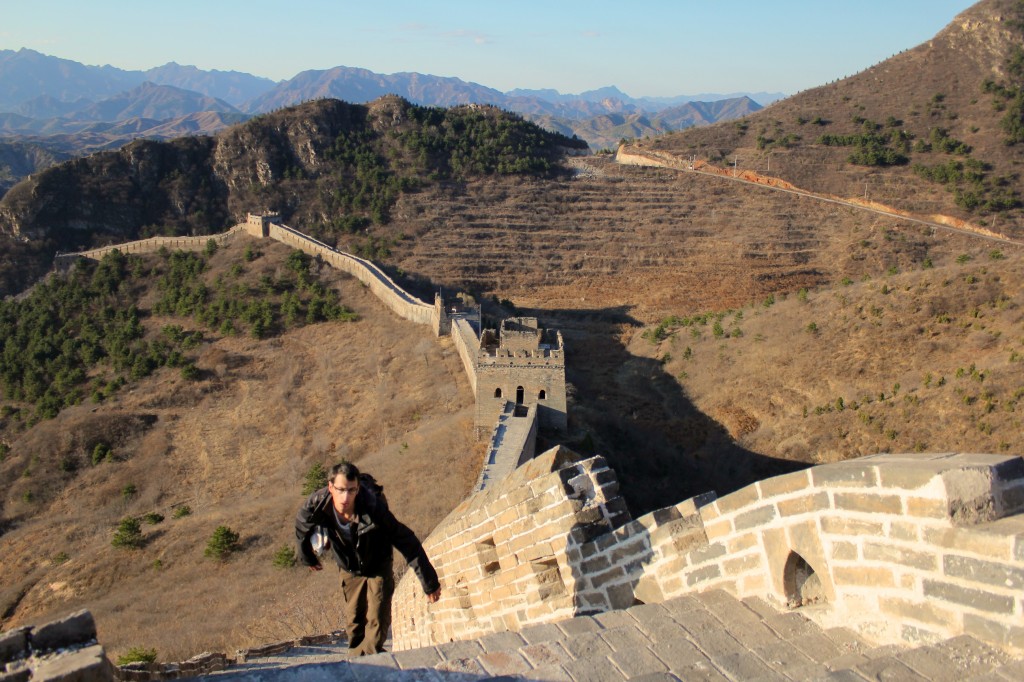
393;451;1024;656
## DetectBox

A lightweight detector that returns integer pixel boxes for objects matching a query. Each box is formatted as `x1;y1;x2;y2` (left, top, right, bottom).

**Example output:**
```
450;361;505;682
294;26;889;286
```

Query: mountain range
0;48;775;180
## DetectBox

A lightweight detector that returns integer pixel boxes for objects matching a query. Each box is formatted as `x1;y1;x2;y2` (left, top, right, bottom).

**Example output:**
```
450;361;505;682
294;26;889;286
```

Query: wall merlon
676;491;717;516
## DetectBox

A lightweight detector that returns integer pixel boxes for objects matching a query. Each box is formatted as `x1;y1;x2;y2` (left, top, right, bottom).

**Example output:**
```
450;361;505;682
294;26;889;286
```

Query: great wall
8;209;1024;680
614;145;1021;246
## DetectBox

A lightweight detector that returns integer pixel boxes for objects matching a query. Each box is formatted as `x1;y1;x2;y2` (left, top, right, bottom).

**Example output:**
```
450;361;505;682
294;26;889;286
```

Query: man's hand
309;564;323;572
426;588;441;603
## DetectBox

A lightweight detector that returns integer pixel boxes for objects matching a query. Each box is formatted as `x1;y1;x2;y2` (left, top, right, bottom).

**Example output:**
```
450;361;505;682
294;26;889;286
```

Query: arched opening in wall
783;550;826;608
538;389;547;400
494;387;502;398
516;386;524;404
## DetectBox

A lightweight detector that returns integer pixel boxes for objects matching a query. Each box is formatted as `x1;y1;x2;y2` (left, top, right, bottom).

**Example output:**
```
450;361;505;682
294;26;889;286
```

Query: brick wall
393;451;1024;655
391;446;630;650
53;224;248;269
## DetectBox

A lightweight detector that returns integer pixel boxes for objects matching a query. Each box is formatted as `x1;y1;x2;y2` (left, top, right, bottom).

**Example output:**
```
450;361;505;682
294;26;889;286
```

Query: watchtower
475;317;567;434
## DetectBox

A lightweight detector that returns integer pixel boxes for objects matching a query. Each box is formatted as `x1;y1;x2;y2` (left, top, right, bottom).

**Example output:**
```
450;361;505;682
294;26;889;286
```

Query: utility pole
733;156;739;177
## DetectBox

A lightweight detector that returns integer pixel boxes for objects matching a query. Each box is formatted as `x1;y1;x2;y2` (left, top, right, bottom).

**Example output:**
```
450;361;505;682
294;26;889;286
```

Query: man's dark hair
330;461;360;483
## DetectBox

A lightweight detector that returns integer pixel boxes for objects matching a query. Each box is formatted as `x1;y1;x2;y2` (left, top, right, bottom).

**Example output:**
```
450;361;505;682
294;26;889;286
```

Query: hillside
630;243;1024;466
637;0;1024;237
0;236;478;660
0;96;585;293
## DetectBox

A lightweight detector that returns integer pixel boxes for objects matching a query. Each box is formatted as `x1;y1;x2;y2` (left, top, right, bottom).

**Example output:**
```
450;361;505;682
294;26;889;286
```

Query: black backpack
359;472;386;505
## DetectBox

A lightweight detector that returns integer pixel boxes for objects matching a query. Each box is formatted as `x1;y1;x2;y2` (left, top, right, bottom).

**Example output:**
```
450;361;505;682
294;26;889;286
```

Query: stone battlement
393;450;1024;656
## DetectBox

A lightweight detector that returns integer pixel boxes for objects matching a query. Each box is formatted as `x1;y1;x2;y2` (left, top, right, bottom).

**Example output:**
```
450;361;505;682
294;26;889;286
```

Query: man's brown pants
340;569;395;656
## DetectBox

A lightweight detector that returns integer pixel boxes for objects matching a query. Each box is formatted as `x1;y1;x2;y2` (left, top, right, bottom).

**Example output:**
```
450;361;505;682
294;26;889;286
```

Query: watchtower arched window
494;387;502;398
539;389;547;400
516;386;525;404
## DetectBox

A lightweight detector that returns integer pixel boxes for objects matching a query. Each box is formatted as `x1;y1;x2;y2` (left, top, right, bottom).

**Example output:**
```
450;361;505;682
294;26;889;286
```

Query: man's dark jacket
295;483;440;595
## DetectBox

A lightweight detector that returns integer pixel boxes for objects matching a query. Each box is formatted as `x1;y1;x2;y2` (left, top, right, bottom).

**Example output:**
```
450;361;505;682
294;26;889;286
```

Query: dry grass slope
0;237;479;661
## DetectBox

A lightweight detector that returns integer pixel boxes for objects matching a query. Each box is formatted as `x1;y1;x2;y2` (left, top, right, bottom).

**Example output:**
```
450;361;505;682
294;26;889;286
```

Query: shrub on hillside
116;647;157;665
112;517;144;549
273;545;297;569
302;462;328;495
204;525;241;561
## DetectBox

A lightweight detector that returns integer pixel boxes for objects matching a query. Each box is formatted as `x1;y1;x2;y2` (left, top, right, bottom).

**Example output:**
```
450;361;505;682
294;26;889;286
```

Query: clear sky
2;1;979;97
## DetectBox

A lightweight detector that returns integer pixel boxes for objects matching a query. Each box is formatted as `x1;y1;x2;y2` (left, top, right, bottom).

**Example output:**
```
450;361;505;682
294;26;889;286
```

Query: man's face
330;476;360;515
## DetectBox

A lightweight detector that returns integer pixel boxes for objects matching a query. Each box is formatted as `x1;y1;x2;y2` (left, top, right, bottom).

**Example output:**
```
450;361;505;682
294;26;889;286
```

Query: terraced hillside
638;0;1024;236
386;155;983;322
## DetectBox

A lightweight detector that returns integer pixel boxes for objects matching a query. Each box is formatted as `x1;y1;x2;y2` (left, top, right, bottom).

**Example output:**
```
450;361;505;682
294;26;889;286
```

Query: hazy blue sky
3;1;978;97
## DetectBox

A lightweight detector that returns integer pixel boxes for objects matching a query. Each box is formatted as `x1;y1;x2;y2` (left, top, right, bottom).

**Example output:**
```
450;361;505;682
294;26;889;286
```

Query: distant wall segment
53;223;249;269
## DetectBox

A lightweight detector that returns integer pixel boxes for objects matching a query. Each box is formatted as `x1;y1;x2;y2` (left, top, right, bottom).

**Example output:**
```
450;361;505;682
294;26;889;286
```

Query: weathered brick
923;579;1016;615
758;470;812;499
688;542;727;565
589;565;626;588
876;465;943;490
821;517;884;536
777;492;831;517
580;554;612;574
888;521;920;542
878;596;958;628
944;554;1024;590
831;541;859;561
733;505;777;531
609;539;651;565
700;500;721;521
905;496;949;519
722;553;762;576
811;464;878;488
963;614;1024;650
727;532;758;553
704;518;732;541
741;572;767;593
393;646;443;669
478;650;533;676
833;565;895;588
923;528;1013;560
862;542;938;571
676;491;717;516
715;483;761;514
686;564;722;586
833;492;902;515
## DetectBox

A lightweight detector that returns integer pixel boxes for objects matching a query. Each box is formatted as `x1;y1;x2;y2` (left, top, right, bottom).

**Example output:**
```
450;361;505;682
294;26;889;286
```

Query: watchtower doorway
516;386;524;404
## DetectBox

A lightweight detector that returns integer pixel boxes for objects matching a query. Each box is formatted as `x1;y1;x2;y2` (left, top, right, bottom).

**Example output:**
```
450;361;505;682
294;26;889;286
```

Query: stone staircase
198;590;1023;681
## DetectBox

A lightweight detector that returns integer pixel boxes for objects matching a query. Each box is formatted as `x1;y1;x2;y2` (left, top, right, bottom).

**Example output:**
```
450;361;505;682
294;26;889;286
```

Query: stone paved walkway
199;590;1024;681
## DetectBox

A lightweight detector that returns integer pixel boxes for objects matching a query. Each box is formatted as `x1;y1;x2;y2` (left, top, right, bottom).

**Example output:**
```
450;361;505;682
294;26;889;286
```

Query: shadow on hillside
532;305;807;517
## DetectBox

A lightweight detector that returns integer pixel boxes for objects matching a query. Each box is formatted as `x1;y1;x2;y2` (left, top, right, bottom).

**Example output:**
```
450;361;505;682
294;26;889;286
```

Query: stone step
200;590;1023;681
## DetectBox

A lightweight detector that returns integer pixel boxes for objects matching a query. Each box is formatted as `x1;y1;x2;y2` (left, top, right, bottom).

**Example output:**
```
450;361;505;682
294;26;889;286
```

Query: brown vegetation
0;237;478;660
